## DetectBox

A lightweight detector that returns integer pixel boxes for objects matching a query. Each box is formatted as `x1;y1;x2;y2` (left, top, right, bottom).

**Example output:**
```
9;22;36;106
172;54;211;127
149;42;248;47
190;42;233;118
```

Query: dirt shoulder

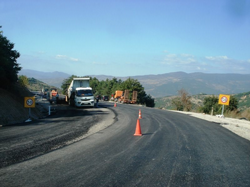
0;88;45;126
169;110;250;141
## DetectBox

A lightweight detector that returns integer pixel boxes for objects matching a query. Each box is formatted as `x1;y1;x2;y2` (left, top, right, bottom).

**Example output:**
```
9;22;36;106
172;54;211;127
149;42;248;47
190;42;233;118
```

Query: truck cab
74;87;95;107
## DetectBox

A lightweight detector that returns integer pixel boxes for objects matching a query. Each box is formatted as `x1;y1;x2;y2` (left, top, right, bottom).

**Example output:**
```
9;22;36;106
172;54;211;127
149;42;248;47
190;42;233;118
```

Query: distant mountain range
132;72;250;97
19;69;250;98
19;69;70;88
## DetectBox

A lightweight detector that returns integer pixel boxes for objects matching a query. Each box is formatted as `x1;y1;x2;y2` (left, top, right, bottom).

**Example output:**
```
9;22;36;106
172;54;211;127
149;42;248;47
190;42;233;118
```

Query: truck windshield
76;90;93;96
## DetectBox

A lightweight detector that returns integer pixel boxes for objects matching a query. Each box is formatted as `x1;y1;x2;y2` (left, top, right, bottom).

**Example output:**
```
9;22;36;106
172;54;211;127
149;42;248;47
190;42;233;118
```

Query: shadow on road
4;103;111;127
0;102;115;168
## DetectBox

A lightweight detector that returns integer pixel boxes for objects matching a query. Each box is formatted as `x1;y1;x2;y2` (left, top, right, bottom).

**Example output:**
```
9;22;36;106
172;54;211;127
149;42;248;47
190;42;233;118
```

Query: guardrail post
48;106;51;115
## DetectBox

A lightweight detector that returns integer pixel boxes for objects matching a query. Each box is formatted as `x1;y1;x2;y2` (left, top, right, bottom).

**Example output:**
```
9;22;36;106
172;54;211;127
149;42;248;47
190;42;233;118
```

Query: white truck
66;77;95;107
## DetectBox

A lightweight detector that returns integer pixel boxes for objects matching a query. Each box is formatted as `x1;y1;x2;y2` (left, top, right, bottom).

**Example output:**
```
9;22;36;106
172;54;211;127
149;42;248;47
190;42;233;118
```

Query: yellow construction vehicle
130;91;138;104
113;90;138;104
113;90;123;102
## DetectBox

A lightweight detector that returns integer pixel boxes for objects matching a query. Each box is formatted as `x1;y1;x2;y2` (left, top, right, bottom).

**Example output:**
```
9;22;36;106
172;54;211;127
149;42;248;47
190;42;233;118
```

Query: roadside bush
171;89;192;111
144;94;155;107
201;95;238;115
171;97;183;111
18;75;29;87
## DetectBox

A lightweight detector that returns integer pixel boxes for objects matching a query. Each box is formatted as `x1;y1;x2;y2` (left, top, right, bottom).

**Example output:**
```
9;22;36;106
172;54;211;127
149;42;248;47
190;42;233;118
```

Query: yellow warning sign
218;94;230;105
24;97;35;108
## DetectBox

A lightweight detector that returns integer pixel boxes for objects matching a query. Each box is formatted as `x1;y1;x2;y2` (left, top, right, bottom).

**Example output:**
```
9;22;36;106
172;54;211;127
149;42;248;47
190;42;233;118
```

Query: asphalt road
0;102;250;186
0;103;115;168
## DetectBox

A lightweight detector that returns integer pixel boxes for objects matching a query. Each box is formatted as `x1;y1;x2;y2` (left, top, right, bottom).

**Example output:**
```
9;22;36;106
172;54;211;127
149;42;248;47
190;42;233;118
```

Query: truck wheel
69;97;75;106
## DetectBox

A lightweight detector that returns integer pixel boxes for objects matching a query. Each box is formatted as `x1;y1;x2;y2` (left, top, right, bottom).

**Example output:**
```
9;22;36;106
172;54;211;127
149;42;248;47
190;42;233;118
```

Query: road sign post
221;104;225;116
218;94;230;116
24;97;35;122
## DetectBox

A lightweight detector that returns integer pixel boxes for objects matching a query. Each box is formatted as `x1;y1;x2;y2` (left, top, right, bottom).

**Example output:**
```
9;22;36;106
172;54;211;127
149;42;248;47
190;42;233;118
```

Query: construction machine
114;90;123;102
131;91;138;104
47;88;59;104
113;90;138;104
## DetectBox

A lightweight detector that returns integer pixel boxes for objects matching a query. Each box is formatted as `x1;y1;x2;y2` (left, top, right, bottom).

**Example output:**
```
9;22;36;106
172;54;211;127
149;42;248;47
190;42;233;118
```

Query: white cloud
205;56;229;61
162;53;196;65
161;53;250;74
55;55;67;59
55;54;79;62
70;58;79;62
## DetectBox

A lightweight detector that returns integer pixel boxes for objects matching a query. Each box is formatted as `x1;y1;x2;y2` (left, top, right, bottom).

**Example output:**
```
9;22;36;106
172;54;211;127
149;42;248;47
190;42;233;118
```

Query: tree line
0;26;21;89
61;75;155;107
171;88;238;114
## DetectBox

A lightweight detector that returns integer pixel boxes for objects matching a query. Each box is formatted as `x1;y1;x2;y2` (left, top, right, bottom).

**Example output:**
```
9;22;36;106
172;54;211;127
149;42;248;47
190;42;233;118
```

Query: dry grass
241;109;250;120
224;109;250;120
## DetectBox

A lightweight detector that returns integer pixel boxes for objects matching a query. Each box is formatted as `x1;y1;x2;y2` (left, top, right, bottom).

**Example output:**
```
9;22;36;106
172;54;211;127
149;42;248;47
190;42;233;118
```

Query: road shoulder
168;110;250;141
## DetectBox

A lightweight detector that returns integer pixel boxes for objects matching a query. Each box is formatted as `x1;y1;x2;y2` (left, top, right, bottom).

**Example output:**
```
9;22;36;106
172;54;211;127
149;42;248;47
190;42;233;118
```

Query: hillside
0;77;61;125
234;91;250;111
155;94;210;111
135;72;250;97
0;84;46;125
19;70;250;98
19;69;70;88
93;72;250;97
27;77;61;93
155;92;250;112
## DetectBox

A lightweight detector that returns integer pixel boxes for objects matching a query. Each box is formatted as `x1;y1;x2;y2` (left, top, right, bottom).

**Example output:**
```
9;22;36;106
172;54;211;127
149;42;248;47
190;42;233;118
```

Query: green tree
144;94;155;107
90;77;100;95
179;89;192;111
171;89;192;111
98;80;109;96
120;78;145;102
171;97;183;111
119;78;155;106
0;26;21;88
225;96;238;111
201;96;219;114
108;78;122;96
61;75;77;95
62;76;155;107
201;95;238;114
18;75;29;87
120;78;143;91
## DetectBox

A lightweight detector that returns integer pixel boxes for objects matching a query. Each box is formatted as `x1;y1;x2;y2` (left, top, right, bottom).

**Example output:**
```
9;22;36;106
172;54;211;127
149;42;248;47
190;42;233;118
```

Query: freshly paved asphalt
0;103;113;168
0;102;250;186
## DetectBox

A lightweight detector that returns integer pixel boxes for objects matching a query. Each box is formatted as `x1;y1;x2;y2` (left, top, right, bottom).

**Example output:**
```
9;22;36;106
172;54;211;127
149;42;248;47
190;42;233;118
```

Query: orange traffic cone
138;109;142;119
114;103;117;107
134;119;142;136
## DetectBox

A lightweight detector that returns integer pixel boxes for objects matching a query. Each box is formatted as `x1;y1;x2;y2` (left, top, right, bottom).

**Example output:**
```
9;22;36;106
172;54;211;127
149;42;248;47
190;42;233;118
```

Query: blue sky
1;0;250;76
